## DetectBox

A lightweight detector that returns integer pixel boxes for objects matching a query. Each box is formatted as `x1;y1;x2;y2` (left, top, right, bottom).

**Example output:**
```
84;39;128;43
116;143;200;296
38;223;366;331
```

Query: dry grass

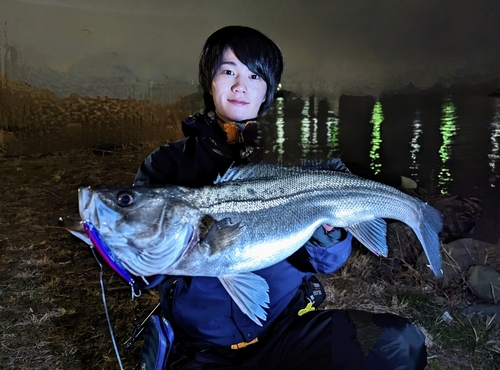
0;146;160;369
0;147;499;369
319;242;500;370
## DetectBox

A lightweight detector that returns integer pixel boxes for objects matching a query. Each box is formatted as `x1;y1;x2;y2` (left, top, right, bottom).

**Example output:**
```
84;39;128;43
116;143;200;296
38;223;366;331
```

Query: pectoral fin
218;273;270;326
201;218;243;255
345;218;389;257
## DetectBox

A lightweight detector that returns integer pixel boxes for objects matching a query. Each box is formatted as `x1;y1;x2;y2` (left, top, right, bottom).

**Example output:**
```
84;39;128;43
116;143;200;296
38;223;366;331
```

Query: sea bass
66;162;443;325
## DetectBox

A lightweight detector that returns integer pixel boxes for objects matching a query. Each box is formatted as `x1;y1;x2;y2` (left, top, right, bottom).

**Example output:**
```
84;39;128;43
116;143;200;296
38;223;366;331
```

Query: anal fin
218;273;270;326
345;218;389;257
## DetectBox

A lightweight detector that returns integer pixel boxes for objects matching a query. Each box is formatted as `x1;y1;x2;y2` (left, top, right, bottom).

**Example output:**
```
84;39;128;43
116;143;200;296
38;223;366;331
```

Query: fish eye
117;192;134;207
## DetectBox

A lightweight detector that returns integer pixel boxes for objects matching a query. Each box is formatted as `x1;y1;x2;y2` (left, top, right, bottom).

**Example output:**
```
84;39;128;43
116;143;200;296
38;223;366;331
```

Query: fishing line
91;248;125;370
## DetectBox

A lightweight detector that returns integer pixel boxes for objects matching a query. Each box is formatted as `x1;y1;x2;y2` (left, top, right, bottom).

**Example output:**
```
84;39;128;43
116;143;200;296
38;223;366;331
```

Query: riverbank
0;147;499;369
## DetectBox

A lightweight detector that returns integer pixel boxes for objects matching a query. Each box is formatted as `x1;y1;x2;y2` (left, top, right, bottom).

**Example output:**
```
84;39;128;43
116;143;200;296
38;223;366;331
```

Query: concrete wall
0;76;189;156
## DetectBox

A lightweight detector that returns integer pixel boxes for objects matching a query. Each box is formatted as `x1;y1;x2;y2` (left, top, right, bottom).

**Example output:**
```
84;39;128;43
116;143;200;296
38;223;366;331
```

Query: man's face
211;48;267;122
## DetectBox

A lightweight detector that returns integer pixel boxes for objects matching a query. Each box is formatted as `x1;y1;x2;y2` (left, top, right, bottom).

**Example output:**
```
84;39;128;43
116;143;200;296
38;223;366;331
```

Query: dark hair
199;25;284;115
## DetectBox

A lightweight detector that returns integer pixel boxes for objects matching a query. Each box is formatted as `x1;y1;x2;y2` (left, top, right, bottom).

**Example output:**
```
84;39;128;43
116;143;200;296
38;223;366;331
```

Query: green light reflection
326;113;339;157
438;95;457;195
299;99;320;160
409;111;422;180
488;99;500;182
273;97;285;162
369;102;384;175
300;100;311;160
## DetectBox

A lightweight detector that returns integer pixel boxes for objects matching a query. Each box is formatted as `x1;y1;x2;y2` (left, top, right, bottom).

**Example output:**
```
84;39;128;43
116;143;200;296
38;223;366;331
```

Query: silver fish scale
79;165;441;279
165;170;429;276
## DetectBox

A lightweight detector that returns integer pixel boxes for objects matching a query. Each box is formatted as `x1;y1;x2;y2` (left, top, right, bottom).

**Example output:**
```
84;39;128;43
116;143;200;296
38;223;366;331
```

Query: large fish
65;161;443;325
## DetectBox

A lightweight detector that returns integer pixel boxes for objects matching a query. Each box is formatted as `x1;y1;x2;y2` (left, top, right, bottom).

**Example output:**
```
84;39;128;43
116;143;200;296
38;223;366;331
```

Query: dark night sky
1;0;499;98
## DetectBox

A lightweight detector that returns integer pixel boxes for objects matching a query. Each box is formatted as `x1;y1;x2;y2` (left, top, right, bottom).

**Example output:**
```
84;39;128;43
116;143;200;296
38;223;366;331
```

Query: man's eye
250;74;260;80
222;70;234;75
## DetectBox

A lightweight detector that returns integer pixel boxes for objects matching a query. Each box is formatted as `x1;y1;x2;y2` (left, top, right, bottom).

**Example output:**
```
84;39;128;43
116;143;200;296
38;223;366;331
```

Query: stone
429;196;482;244
417;238;500;286
466;265;500;303
462;303;500;325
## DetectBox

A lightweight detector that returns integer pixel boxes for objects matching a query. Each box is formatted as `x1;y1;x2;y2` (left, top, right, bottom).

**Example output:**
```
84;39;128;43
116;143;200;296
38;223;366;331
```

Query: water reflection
273;97;285;162
300;99;319;160
263;90;493;196
300;100;311;160
488;98;500;180
409;111;423;180
438;95;457;195
369;102;384;175
326;113;340;157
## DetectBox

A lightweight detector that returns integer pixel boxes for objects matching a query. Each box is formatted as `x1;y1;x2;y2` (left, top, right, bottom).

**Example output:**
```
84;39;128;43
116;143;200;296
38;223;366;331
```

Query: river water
259;88;500;243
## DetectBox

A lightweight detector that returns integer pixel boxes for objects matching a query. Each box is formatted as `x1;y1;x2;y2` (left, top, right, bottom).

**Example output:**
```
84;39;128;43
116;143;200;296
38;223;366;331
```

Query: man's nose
232;77;247;94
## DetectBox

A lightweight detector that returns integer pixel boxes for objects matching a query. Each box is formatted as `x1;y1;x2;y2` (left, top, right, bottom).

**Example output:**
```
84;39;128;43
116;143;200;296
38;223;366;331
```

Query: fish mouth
59;186;93;233
60;187;133;283
58;213;83;230
78;186;93;222
58;213;91;244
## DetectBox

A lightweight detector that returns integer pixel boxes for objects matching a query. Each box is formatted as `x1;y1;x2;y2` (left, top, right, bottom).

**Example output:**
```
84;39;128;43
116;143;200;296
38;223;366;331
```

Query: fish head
78;185;199;276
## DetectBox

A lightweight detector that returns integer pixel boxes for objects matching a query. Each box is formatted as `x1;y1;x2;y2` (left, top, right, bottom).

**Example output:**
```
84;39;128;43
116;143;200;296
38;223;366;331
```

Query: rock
400;176;418;189
417;238;500;286
466;265;500;303
462;303;500;325
429;196;482;244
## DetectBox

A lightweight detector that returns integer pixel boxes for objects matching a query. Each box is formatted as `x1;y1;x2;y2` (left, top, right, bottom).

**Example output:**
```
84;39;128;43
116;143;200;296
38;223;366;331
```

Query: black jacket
134;112;262;187
132;112;352;347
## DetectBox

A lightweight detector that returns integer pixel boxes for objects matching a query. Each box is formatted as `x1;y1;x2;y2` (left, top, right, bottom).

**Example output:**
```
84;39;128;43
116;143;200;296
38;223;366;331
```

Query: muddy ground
1;146;499;370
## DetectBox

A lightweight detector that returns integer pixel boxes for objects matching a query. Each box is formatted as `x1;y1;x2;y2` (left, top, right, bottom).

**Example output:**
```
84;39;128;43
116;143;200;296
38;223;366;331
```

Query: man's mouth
228;99;249;106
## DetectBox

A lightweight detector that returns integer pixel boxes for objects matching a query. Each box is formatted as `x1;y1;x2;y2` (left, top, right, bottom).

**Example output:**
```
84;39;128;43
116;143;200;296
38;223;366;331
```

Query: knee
366;314;427;370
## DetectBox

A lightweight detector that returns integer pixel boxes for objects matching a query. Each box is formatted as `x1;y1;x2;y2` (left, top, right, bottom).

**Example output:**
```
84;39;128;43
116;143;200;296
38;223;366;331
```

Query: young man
135;25;427;369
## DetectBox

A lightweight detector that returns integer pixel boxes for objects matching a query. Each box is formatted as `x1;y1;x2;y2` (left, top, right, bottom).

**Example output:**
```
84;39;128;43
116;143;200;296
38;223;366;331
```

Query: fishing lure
83;221;135;285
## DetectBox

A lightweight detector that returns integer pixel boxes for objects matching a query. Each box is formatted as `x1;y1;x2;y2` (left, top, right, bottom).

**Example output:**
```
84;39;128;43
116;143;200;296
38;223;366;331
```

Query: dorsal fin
214;157;351;185
300;158;351;173
214;164;256;184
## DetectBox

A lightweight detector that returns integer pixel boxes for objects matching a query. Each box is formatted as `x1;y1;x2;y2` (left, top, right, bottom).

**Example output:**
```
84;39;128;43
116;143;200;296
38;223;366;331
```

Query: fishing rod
123;302;162;351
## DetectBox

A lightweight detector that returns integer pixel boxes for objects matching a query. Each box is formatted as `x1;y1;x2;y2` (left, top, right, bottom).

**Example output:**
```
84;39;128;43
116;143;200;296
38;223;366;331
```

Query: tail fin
417;203;443;277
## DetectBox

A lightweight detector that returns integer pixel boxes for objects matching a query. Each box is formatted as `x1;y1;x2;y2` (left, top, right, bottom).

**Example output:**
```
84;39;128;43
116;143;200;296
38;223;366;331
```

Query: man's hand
322;224;334;232
308;225;344;248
